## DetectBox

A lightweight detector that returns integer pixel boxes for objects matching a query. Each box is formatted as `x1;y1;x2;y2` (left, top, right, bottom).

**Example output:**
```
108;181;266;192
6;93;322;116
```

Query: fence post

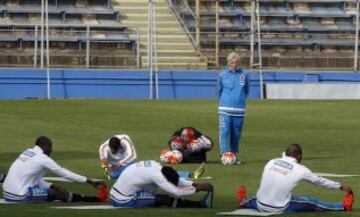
354;0;359;72
86;25;90;68
34;25;38;68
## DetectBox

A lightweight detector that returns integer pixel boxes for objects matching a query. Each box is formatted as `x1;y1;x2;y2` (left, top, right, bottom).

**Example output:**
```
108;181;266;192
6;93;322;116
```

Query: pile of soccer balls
160;128;197;164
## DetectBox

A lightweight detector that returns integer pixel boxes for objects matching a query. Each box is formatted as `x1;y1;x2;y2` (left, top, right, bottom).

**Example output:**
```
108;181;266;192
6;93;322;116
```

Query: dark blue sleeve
244;73;250;97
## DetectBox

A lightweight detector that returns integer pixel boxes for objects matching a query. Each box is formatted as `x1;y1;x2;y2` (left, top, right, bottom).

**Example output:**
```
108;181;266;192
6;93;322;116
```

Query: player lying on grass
99;134;137;180
237;143;354;213
108;160;214;208
161;127;213;164
2;136;106;202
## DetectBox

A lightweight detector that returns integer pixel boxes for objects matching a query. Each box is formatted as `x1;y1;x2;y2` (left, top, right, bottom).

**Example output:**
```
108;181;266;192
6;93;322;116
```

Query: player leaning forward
110;160;214;208
99;134;137;180
237;143;354;213
2;136;106;202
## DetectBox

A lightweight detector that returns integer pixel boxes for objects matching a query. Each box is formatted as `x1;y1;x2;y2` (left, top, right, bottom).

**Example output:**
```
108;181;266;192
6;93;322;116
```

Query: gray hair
227;52;241;65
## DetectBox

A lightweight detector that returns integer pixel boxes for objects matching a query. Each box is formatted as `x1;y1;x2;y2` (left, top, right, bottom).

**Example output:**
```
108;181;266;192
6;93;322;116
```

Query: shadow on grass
304;156;345;161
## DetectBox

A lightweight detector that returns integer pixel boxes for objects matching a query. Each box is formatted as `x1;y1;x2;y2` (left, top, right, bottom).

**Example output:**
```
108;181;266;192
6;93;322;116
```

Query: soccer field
0;99;359;217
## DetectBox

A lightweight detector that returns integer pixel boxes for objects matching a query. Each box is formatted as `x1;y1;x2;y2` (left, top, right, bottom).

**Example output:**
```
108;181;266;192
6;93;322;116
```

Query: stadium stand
0;0;358;70
169;0;359;70
0;0;138;68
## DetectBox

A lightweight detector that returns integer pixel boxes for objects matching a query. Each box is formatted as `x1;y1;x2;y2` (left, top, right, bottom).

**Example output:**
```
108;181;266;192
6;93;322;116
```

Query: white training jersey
99;135;137;166
110;160;196;203
256;155;341;212
2;146;86;201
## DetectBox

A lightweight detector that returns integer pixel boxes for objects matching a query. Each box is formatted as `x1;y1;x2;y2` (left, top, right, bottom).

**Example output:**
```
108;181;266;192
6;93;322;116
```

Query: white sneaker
235;158;241;165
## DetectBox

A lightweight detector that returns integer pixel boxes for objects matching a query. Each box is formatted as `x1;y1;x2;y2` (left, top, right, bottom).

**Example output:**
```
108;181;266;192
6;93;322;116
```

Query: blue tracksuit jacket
217;66;249;116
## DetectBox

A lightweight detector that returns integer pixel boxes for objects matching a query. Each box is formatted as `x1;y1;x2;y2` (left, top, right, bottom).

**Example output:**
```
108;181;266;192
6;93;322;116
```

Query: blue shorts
110;192;156;208
4;187;49;202
109;163;135;180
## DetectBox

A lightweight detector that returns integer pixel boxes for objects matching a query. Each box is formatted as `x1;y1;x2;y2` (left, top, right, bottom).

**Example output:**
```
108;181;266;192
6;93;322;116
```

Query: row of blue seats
186;19;357;32
0;5;119;16
3;17;120;26
0;0;110;6
201;38;357;47
176;0;357;18
0;35;135;43
179;7;357;19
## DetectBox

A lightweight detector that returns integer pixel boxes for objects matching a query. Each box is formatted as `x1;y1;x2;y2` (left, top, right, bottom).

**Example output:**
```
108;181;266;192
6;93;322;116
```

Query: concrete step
113;0;166;3
140;49;197;54
142;62;208;69
114;6;169;12
141;56;205;63
139;44;194;50
120;15;176;22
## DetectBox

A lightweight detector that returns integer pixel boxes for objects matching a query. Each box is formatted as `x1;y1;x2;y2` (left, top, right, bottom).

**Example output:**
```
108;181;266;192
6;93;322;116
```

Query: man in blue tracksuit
217;52;249;164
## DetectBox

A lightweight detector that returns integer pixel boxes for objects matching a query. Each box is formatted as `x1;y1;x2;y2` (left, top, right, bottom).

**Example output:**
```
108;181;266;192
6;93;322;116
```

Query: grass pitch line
315;173;360;178
0;199;21;204
217;209;282;216
52;205;124;210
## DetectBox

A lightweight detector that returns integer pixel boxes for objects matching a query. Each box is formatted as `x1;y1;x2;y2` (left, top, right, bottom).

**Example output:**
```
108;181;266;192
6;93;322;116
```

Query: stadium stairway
112;0;208;69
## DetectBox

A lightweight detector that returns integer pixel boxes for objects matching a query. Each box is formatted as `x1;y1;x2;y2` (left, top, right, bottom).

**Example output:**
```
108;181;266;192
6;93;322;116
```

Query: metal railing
0;23;140;68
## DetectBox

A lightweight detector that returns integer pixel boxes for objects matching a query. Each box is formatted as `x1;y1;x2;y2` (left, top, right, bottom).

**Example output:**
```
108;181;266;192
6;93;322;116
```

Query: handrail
167;0;196;49
181;0;196;19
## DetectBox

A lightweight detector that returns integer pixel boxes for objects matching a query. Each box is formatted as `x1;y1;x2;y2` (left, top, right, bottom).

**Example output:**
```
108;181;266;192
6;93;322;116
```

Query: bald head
285;143;302;163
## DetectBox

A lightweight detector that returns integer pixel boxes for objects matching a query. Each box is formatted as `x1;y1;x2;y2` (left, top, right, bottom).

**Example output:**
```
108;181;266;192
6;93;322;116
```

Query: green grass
0;99;359;217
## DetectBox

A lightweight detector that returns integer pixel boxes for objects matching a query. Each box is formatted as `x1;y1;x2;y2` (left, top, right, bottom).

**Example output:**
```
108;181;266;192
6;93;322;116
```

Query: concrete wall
0;68;359;99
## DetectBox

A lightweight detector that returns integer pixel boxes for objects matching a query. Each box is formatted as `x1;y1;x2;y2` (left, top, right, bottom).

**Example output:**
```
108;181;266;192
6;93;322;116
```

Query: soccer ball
221;152;236;165
169;136;186;151
180;128;196;143
186;140;202;152
160;148;183;164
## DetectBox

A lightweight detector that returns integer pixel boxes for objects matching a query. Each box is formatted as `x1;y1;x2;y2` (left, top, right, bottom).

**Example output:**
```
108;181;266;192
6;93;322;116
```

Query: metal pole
34;26;38;68
136;28;140;68
148;0;153;99
354;0;359;72
153;2;159;99
40;0;44;68
86;25;90;68
250;0;255;69
195;0;200;49
256;0;264;99
215;0;219;68
45;0;51;99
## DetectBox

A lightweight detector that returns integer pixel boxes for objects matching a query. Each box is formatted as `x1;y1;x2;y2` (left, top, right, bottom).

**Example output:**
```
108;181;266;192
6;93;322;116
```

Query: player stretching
237;143;354;213
99;134;137;180
109;160;214;208
2;136;106;203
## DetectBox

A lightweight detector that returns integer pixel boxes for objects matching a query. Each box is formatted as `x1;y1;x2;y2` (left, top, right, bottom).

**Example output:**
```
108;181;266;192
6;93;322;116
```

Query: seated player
237;143;354;213
109;160;214;208
2;136;106;203
164;127;213;164
99;134;137;180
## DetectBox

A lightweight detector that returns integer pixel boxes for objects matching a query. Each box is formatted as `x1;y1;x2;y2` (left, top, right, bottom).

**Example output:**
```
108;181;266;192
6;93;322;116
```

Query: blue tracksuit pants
240;195;344;212
219;114;244;155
